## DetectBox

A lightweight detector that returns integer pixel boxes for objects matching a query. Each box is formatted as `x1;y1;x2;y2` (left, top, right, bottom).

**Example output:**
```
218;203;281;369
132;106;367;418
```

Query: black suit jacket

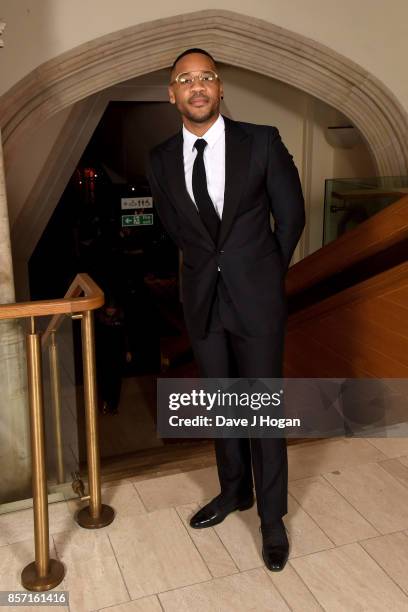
147;115;305;340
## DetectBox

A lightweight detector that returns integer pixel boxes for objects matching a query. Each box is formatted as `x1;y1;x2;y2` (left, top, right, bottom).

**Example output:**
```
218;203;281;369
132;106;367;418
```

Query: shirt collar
182;114;225;152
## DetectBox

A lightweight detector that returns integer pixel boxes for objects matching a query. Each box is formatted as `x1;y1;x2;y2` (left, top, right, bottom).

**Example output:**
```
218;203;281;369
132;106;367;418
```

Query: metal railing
0;273;114;591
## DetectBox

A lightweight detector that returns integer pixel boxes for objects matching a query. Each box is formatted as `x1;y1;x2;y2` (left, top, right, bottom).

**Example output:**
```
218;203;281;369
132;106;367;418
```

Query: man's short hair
171;48;216;71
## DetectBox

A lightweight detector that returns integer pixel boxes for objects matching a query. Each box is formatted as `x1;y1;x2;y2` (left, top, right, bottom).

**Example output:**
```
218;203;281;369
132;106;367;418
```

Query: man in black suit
147;48;305;571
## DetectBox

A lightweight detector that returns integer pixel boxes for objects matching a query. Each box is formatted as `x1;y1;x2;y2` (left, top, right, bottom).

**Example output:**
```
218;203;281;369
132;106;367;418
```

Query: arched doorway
1;9;408;176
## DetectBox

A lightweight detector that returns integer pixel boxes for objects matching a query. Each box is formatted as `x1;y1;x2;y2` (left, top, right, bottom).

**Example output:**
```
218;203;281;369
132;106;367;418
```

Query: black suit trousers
190;273;288;526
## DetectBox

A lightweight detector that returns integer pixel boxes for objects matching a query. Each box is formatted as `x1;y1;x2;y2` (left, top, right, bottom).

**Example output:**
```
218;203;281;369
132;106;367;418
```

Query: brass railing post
48;331;64;484
75;310;114;528
21;319;65;591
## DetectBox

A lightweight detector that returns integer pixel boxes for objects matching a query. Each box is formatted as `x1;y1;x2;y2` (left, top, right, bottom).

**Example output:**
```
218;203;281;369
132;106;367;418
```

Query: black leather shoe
189;493;255;529
260;520;289;572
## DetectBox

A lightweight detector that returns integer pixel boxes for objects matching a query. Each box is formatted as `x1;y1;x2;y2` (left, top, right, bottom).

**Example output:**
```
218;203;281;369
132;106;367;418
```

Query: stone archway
1;9;408;175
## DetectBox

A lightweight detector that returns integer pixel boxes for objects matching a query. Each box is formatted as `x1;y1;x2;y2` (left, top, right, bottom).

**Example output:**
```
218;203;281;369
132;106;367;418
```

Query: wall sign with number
121;197;153;210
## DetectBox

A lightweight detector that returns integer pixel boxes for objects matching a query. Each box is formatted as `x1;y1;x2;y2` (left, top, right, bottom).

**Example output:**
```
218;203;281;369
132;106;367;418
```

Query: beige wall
221;66;376;253
1;1;408;115
6;106;72;226
333;141;377;179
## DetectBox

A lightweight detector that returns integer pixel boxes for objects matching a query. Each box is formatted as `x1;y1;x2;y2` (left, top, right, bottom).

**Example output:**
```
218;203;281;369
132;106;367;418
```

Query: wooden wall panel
285;262;408;378
383;285;408;309
348;297;408;336
285;330;369;378
286;196;408;297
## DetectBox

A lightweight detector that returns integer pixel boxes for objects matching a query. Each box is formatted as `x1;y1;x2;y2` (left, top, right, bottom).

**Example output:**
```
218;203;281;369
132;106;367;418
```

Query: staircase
285;195;408;378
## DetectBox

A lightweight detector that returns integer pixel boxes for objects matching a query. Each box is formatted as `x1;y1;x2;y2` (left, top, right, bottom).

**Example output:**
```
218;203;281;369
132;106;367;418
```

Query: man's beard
182;104;218;124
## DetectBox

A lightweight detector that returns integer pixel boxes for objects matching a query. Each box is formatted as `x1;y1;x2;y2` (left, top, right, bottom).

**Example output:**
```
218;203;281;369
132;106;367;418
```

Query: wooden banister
286;195;408;297
0;273;104;341
287;260;408;330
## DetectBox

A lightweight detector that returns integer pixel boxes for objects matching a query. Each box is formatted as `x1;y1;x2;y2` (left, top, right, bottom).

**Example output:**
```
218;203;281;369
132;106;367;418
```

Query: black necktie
192;139;220;243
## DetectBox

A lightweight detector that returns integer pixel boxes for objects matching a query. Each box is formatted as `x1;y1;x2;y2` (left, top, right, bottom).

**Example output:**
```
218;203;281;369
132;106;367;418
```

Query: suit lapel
161;131;215;245
161;115;252;249
219;115;252;247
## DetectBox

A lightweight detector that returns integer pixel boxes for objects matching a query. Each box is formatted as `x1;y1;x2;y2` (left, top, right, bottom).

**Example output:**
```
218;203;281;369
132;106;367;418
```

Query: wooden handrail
286;194;408;297
42;273;104;344
0;273;104;338
287;259;408;330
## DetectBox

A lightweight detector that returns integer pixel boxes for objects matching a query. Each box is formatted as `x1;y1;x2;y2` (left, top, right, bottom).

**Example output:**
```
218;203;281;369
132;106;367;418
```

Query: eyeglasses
171;70;219;86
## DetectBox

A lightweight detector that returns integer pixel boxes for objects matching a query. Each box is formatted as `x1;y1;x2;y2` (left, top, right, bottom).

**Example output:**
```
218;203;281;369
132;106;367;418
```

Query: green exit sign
121;214;153;227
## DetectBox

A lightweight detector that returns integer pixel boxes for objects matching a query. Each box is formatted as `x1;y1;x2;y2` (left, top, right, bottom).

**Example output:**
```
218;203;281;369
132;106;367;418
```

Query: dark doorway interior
29;101;198;461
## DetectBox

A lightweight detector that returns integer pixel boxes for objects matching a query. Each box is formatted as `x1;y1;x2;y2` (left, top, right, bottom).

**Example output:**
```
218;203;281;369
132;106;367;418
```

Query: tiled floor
3;436;408;611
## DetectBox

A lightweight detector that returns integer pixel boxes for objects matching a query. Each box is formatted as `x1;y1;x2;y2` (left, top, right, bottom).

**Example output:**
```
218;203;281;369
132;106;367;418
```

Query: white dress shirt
182;113;225;220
